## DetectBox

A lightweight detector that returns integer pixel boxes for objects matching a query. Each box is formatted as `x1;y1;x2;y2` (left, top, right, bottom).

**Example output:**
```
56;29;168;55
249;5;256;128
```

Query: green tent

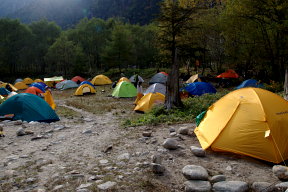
112;81;137;98
0;93;60;122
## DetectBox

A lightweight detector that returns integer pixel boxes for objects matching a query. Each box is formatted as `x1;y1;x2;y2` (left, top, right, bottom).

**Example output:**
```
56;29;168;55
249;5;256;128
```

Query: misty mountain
0;0;162;27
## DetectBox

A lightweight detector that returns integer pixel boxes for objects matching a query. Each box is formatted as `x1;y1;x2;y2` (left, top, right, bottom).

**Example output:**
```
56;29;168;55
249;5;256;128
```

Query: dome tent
129;75;144;83
74;84;96;96
182;82;216;96
144;83;166;95
56;80;78;90
112;81;137;98
91;75;112;85
236;79;263;89
0;93;59;123
149;72;168;85
195;88;288;163
134;92;165;112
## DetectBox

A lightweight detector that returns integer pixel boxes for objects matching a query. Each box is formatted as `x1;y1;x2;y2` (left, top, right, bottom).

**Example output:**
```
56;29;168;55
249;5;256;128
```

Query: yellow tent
117;77;130;85
43;90;56;110
34;79;44;83
0;83;18;92
186;74;202;83
194;87;288;163
74;84;96;96
23;77;34;85
14;82;28;90
134;92;165;112
91;75;112;85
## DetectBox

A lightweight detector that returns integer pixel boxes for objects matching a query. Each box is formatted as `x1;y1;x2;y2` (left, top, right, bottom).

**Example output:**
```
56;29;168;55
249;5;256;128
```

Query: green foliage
124;91;228;126
0;97;6;104
264;81;284;93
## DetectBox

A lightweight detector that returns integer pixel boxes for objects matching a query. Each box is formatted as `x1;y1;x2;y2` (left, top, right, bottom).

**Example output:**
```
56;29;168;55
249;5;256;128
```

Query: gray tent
149;73;168;85
129;75;144;83
144;83;166;95
56;80;79;90
14;78;23;84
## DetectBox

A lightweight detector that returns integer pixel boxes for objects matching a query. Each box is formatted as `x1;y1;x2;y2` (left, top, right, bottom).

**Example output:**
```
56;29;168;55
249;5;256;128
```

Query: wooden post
284;68;288;100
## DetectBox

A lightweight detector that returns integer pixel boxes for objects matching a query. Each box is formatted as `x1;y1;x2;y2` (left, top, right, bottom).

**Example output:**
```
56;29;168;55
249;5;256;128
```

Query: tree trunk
165;47;183;110
284;68;288;101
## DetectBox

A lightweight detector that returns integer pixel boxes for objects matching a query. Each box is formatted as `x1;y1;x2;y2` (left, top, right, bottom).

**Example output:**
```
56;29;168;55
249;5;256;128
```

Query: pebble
163;138;179;150
151;163;165;175
184;180;211;192
170;132;177;137
190;146;206;157
182;165;209;180
178;127;189;135
16;128;26;136
272;165;288;180
26;177;37;183
251;182;274;192
213;181;249;192
52;185;64;191
117;153;130;161
226;165;232;171
4;170;16;177
77;183;93;190
151;154;162;164
14;120;23;125
99;159;109;165
210;175;226;183
97;181;117;190
169;128;176;132
275;182;288;191
82;129;92;134
142;131;152;137
54;125;65;131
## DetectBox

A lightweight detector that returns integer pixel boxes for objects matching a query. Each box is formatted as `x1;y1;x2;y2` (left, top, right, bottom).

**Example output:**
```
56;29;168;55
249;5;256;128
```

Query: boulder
184;180;211;192
182;165;209;180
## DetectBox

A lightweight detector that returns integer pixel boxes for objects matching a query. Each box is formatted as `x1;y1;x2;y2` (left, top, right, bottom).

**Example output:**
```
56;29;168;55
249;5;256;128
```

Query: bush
124;91;229;127
264;80;283;93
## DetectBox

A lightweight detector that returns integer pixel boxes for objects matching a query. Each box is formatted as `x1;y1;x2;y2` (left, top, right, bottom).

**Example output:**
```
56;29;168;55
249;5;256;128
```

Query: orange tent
71;76;86;83
216;69;239;78
24;87;44;96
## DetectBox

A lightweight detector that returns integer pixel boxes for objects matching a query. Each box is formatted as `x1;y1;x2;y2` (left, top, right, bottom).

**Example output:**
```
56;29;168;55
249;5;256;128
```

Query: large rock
184;180;211;192
213;181;249;192
210;175;226;183
273;165;288;180
251;182;274;192
275;182;288;191
190;146;206;157
97;181;116;190
182;165;209;180
163;138;179;150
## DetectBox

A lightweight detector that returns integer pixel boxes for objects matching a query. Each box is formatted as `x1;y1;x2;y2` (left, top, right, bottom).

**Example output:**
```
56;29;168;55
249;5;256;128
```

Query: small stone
151;154;162;164
14;120;23;125
170;132;177;137
117;153;130;161
26;177;36;183
169;128;176;132
182;165;209;180
142;132;152;137
99;159;109;165
275;182;288;191
97;181;117;190
103;145;113;153
54;125;65;131
84;118;93;122
70;174;85;178
273;165;288;180
117;175;124;179
16;128;26;136
77;183;92;190
53;185;64;191
210;175;226;183
4;170;16;177
251;182;274;192
178;127;189;135
213;181;249;192
151;163;165;175
184;180;211;192
163;138;179;150
190;146;206;157
82;130;92;134
226;166;232;171
36;189;46;192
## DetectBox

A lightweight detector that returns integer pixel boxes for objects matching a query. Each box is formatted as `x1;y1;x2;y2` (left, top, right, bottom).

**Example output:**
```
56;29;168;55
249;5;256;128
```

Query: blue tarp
182;82;216;96
0;93;59;122
236;79;263;89
29;83;46;93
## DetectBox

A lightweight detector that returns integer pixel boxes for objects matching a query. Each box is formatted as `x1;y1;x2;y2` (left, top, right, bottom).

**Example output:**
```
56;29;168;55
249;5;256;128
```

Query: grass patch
124;91;229;127
56;106;81;118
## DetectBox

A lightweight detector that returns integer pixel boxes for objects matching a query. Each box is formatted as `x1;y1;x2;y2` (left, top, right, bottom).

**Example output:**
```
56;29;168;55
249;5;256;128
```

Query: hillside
0;0;162;27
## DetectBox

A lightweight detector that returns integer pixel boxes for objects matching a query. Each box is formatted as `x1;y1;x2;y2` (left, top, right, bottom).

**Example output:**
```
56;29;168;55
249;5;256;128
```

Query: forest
0;0;287;83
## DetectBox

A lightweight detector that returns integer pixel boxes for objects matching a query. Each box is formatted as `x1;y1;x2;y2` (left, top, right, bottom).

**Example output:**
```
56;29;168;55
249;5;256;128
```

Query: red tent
160;72;168;76
71;76;86;83
24;87;44;96
216;69;239;78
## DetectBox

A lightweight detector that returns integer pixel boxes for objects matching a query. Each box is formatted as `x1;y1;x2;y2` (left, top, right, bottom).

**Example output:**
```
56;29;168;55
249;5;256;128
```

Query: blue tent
182;82;216;96
0;93;59;122
0;88;11;96
80;81;95;88
29;83;46;92
236;79;263;89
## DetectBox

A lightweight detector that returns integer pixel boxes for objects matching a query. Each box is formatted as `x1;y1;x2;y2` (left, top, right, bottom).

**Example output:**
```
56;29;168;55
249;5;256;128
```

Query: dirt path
0;98;280;192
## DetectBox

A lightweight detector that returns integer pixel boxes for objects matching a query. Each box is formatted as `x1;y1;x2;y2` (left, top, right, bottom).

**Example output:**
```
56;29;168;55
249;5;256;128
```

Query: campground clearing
0;87;281;191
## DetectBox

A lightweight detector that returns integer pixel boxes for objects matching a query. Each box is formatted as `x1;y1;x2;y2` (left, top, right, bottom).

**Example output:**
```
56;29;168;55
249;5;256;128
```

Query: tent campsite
56;80;78;90
112;81;137;98
74;84;96;96
14;82;28;90
91;75;112;85
149;72;168;85
144;83;166;95
183;82;216;96
23;77;34;85
194;87;288;163
134;92;165;112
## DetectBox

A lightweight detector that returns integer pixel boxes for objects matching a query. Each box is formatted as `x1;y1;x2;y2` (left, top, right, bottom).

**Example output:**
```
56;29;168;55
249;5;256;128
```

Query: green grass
123;91;229;127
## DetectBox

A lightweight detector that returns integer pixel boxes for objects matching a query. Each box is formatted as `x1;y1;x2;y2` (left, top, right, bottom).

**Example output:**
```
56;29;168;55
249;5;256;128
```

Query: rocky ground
0;89;287;192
